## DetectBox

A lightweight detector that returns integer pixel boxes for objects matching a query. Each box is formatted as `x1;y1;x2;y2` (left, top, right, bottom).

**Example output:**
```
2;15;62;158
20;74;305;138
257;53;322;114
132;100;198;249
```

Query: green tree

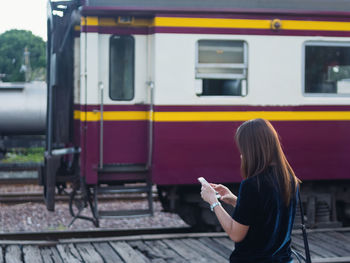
0;29;46;82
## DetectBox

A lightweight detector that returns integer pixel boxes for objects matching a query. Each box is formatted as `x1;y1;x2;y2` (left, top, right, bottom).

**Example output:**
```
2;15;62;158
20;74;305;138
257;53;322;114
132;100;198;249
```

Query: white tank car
0;81;47;134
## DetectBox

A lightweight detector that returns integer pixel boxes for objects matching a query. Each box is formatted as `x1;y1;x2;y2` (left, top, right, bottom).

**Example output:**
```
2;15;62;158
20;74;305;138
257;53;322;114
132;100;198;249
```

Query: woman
201;118;300;263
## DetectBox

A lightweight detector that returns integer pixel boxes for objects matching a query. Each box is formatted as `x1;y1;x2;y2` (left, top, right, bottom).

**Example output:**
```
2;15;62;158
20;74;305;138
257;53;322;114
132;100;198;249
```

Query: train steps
94;164;153;222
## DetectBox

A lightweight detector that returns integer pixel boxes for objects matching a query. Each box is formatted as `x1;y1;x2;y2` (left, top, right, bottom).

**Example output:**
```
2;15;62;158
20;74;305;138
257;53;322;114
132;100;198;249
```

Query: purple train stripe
77;104;150;111
82;26;350;37
81;6;350;18
152;120;350;184
78;118;350;184
82;25;150;35
74;104;350;185
75;104;350;112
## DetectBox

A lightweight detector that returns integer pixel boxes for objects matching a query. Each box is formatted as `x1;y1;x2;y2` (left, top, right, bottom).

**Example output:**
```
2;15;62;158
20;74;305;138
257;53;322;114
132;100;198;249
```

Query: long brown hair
234;118;300;206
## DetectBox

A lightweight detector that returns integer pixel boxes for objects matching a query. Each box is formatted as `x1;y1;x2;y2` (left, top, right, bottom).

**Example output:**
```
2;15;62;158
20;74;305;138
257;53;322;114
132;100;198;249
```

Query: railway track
0;227;349;262
0;227;193;242
0;192;158;204
0;165;39;185
0;162;41;172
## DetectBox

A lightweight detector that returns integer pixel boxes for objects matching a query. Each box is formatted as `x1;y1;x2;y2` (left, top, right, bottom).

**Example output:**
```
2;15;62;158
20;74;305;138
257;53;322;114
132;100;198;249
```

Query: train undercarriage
158;181;350;230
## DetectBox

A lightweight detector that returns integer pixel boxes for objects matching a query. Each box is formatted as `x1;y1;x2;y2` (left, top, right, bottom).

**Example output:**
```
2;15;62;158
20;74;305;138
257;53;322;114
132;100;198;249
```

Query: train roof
81;0;350;15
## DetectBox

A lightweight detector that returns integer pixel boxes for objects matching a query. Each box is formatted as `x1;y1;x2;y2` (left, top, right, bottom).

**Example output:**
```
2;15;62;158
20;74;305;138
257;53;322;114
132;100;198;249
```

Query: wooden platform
0;228;349;262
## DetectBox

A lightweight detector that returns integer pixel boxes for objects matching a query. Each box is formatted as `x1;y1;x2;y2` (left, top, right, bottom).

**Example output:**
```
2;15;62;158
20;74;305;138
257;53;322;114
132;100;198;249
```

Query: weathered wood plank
0;241;57;246
23;245;43;263
162;239;207;263
57;244;83;263
292;227;350;234
291;235;312;258
327;231;350;245
128;240;160;261
182;238;228;262
212;237;235;251
75;243;104;263
128;240;186;263
92;242;124;263
292;235;326;258
40;247;64;263
198;237;232;258
312;232;350;256
150;258;167;263
5;245;22;263
307;234;340;257
150;240;188;263
291;245;306;261
341;231;350;239
146;240;187;262
312;256;350;263
109;241;149;263
291;240;307;258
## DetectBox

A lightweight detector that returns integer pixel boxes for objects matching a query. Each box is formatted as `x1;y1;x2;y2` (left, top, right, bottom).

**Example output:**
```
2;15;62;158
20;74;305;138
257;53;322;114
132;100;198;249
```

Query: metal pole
147;81;154;169
99;82;104;169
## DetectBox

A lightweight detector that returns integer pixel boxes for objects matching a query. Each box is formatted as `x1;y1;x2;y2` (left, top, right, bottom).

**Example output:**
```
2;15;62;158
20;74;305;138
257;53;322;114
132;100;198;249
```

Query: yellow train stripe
74;110;350;122
74;25;81;32
74;111;150;121
82;16;99;26
153;17;269;29
153;17;350;32
81;16;350;32
81;16;153;27
283;20;350;31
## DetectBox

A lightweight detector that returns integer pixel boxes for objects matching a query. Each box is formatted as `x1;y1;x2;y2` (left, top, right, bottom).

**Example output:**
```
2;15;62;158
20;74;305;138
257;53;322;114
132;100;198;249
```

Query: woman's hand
211;183;237;207
200;183;218;205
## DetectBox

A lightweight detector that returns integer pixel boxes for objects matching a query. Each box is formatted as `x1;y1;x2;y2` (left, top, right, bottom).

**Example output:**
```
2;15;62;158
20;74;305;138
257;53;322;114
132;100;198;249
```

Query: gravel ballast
0;185;189;233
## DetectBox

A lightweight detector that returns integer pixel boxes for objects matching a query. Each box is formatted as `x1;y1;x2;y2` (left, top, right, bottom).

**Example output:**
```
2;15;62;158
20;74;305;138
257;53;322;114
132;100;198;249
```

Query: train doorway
96;34;151;177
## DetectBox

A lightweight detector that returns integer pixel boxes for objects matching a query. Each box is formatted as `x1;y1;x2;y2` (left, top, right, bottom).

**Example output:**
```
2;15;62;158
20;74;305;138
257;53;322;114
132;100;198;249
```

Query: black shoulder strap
298;187;312;263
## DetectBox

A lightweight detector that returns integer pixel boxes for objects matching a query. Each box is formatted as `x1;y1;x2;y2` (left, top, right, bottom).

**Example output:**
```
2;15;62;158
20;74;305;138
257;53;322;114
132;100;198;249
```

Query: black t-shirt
230;169;297;263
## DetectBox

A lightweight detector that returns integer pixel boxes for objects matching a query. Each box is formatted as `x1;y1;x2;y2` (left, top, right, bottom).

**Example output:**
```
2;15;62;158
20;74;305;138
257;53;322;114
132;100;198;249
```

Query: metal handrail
99;82;104;169
146;81;154;170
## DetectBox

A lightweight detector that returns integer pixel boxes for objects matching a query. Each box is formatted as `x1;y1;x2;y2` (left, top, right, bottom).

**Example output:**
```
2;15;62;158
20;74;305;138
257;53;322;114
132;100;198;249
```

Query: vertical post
146;34;154;170
47;53;57;154
99;82;104;169
147;81;154;169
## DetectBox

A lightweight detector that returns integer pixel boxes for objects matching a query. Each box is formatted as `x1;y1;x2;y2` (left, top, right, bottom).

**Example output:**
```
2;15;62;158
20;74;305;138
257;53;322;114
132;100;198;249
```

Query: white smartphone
197;177;210;185
198;177;221;199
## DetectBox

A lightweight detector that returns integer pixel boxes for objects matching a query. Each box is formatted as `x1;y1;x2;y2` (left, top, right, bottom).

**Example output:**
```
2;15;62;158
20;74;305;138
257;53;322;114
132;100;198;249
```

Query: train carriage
43;0;350;228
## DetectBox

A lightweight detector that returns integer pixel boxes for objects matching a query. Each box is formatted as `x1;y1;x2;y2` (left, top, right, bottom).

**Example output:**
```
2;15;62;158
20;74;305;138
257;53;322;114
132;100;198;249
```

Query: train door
97;34;151;179
78;26;154;224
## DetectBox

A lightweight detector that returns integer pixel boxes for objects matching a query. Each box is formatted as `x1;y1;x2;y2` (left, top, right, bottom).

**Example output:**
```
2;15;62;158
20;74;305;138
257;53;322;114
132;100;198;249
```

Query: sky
0;0;48;41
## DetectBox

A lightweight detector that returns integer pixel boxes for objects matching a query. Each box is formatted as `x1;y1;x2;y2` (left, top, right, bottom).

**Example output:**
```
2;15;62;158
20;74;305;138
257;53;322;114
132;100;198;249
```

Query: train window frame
195;39;248;97
303;41;350;97
109;35;135;101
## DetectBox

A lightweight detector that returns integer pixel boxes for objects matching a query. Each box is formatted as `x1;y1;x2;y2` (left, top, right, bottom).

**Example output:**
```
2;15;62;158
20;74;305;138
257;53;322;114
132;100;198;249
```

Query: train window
196;40;248;96
304;43;350;95
109;35;134;100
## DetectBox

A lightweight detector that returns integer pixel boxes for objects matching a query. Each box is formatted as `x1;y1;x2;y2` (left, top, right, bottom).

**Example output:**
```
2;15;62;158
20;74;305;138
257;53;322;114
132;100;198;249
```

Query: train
0;81;46;158
42;0;350;228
